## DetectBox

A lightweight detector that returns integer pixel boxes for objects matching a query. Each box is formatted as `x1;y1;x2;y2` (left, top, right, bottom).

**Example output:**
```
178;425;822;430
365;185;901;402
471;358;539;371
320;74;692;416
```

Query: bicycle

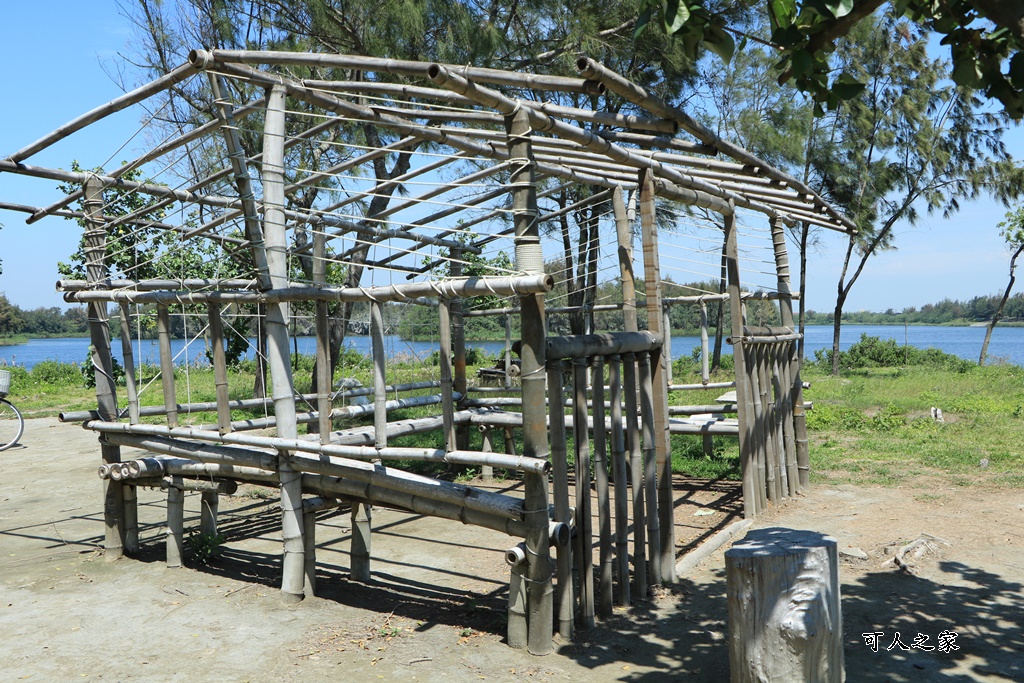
0;369;24;451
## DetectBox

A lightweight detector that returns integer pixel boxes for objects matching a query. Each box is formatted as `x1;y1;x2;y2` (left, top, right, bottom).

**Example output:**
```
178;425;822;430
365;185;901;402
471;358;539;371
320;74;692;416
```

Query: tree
980;205;1024;365
0;294;23;337
814;12;1022;374
639;0;1024;119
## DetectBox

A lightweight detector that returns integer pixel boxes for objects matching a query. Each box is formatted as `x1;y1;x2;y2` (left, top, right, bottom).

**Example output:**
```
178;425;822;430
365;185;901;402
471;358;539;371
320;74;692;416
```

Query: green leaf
661;0;690;34
704;25;735;62
769;0;795;30
634;6;652;39
823;0;854;19
831;72;866;100
791;49;812;77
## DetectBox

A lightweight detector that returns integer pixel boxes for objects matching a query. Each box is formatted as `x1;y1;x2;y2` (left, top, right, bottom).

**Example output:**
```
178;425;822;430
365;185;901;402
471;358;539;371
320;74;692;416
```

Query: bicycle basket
0;369;9;398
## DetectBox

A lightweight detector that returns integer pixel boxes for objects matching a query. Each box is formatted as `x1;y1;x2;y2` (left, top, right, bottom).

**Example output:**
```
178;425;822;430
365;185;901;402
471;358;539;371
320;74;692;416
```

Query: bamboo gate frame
0;51;852;653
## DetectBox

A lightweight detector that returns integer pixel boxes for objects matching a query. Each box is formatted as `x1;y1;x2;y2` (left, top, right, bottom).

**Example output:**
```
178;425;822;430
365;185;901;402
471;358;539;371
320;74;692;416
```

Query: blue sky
0;1;1020;314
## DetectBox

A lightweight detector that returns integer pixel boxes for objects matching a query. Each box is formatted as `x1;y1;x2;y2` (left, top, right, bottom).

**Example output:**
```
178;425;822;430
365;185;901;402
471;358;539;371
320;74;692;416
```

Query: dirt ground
2;418;1022;682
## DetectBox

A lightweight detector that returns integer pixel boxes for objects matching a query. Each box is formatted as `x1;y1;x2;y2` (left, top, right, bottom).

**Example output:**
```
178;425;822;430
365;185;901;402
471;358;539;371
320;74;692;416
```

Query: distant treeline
805;292;1024;326
0;294;89;338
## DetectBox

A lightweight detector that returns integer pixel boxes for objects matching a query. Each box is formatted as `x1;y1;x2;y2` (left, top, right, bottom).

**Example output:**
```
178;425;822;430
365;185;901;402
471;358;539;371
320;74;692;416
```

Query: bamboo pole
166;476;185;568
623;353;646;597
83;175;125;559
507;107;553;656
747;345;770;508
370;301;388;449
200;490;219;538
439;299;456;451
547;360;574;641
575;57;856;233
264;85;305;603
769;218;810;492
546;331;662;359
770;345;790;499
207;303;232;434
592;357;613;619
116;304;140;424
123;483;139;556
639;169;675;583
507;544;529;649
350;502;372;582
505;314;513;390
451;247;469;450
480;427;494;481
92;421;549;474
608;355;630;606
637;352;663;586
314;229;332;442
724;211;758;519
700;302;711;384
573;357;595;629
156;305;177;428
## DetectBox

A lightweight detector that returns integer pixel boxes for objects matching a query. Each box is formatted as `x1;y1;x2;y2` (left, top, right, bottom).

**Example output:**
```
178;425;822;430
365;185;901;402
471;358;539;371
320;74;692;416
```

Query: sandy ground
1;418;1022;682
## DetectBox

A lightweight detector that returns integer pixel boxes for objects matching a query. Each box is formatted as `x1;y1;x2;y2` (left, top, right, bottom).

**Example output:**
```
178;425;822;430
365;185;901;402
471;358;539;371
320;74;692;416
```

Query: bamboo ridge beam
63;274;553;305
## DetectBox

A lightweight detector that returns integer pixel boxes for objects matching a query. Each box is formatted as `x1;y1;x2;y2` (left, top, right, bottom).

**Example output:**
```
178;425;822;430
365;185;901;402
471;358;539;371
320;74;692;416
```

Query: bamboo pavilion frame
1;49;851;653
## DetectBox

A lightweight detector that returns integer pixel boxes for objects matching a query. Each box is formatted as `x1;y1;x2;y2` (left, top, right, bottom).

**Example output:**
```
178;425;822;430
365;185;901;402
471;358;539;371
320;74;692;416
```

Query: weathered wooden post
770;217;810;492
726;528;844;682
572;355;595;628
638;169;675;582
82;175;125;559
725;210;758;518
608;354;631;606
547;359;574;641
506;106;553;655
263;84;305;603
450;245;470;450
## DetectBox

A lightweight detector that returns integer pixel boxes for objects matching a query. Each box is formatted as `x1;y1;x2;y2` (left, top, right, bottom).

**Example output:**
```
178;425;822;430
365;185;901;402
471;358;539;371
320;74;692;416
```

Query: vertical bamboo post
117;304;140;424
638;170;675;583
350;502;372;582
507;107;552;655
507;545;529;649
504;314;513;390
663;306;673;383
83;175;124;558
725;210;758;519
264;84;304;602
480;427;495;482
572;357;595;629
314;226;332;442
613;187;638;334
623;352;646;597
637;351;663;586
156;305;177;428
700;300;710;384
770;218;810;491
438;299;456;451
122;484;139;555
201;490;219;538
747;346;770;508
371;301;388;449
770;345;790;498
778;343;800;497
207;303;232;434
591;357;613;619
547;360;574;641
759;344;781;503
166;477;184;568
608;355;630;606
450;247;469;450
304;507;318;596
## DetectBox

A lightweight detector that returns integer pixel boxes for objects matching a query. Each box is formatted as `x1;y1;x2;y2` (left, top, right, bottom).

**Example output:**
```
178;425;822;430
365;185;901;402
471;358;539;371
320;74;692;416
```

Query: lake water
2;324;1022;370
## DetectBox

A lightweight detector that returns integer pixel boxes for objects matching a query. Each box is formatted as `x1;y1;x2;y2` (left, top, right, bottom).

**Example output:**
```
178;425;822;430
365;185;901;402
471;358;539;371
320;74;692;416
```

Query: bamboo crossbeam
207;49;602;93
6;61;202;163
60;380;443;423
576;57;856;232
62;274;553;305
83;421;550;474
217;393;455;432
546;331;662;360
57;278;257;292
27;96;266;225
662;291;796;304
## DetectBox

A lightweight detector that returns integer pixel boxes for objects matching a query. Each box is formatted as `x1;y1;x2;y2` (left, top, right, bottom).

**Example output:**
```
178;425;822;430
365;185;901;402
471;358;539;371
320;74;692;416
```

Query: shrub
814;334;975;372
30;360;82;386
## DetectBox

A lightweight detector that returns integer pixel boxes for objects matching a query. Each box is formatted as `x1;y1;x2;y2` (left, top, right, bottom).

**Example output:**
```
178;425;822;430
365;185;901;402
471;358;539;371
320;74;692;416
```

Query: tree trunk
980;243;1023;365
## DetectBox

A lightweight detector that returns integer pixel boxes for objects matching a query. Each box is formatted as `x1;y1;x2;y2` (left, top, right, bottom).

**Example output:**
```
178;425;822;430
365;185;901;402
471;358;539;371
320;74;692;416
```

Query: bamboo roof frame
1;48;854;298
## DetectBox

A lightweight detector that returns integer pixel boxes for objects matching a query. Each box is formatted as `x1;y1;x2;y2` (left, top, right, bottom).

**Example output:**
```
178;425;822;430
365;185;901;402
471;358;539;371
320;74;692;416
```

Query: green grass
803;362;1024;487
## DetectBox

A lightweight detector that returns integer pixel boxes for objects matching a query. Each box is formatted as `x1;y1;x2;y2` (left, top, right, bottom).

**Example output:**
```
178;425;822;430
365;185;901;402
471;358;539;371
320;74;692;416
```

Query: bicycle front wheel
0;398;24;451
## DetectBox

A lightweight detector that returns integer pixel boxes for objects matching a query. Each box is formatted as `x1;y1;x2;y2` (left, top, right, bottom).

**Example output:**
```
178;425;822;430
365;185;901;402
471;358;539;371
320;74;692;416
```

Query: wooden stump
725;528;844;683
